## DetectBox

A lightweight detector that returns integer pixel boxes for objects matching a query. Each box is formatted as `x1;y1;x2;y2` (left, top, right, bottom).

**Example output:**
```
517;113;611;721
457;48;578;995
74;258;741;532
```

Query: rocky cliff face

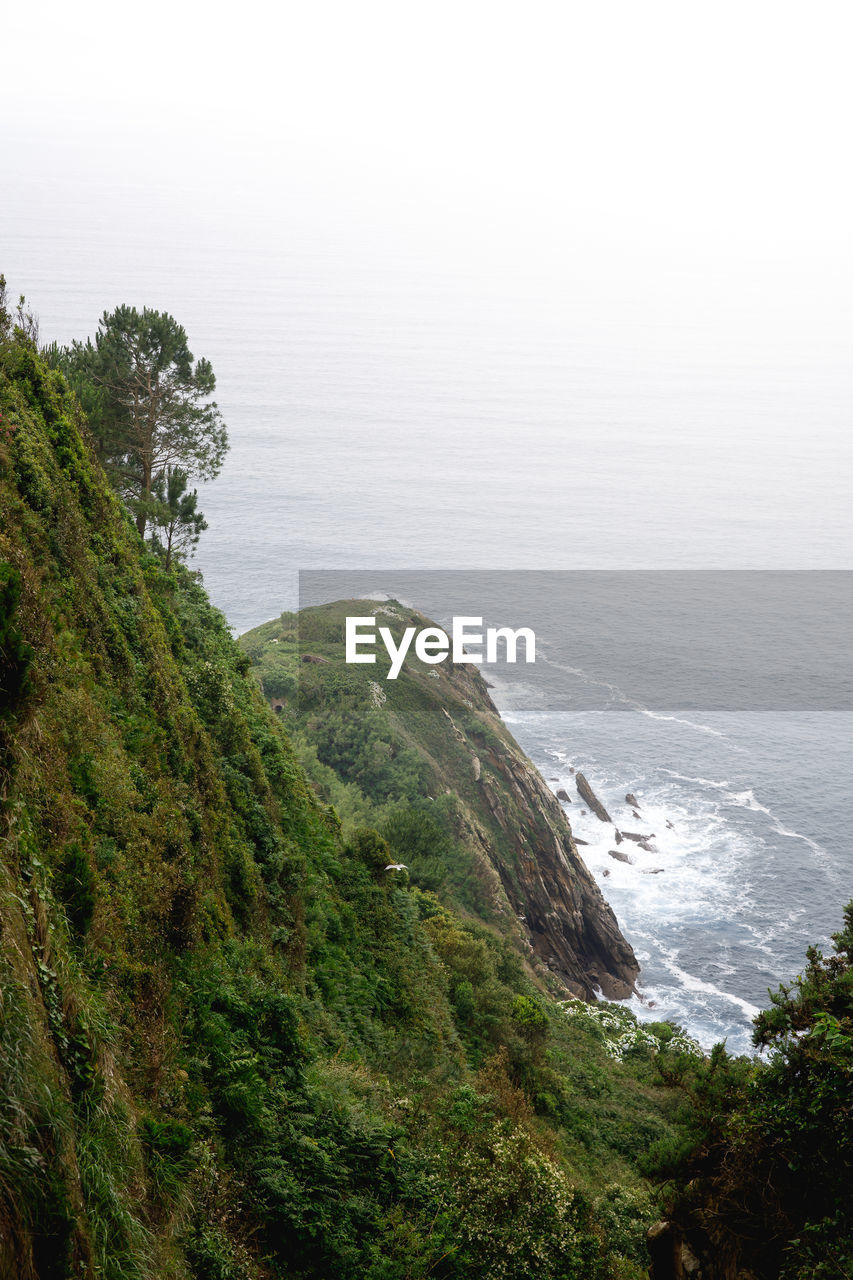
474;733;638;998
242;601;639;1001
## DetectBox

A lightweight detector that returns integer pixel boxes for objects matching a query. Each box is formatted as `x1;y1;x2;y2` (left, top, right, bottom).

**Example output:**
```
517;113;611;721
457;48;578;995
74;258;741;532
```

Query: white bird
384;863;408;872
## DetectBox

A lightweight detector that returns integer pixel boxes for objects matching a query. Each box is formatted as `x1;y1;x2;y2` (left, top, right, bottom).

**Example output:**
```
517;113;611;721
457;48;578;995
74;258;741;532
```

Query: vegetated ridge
243;598;638;1002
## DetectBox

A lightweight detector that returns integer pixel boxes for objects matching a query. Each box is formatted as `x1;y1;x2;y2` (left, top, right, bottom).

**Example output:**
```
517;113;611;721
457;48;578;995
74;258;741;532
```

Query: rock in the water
608;848;633;864
621;831;656;843
666;819;676;830
637;838;656;853
632;809;642;820
643;868;665;874
576;772;612;823
614;828;623;845
573;837;589;845
626;792;640;808
556;788;571;802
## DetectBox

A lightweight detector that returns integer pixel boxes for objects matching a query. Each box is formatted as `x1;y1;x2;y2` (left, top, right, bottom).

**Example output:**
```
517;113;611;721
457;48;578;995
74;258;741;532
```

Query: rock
596;973;633;1000
601;868;610;876
632;809;642;820
556;788;571;802
646;1221;704;1280
637;838;656;853
573;837;589;846
621;831;656;843
646;1220;677;1279
608;849;633;864
643;868;664;874
576;772;612;823
626;793;640;808
614;829;623;844
666;819;676;830
680;1242;702;1275
568;766;576;774
474;740;639;999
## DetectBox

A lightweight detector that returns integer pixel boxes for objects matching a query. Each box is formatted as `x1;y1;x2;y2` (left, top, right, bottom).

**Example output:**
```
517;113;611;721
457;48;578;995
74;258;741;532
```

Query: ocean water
4;183;853;1054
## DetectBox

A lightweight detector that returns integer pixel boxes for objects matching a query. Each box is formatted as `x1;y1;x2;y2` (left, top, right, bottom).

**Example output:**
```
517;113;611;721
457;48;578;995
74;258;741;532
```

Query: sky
3;1;852;611
6;0;853;273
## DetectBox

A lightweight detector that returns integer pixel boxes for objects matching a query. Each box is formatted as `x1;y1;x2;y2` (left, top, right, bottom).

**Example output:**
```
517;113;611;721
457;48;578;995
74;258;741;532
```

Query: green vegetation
1;288;850;1278
644;908;853;1278
47;302;227;540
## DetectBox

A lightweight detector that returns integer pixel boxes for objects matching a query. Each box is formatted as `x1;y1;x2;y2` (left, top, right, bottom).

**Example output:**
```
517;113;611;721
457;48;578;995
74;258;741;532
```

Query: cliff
242;600;639;1000
0;317;688;1280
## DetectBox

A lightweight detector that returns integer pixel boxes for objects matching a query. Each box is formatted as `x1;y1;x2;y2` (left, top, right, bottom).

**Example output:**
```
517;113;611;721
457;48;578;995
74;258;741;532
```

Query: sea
4;176;852;1055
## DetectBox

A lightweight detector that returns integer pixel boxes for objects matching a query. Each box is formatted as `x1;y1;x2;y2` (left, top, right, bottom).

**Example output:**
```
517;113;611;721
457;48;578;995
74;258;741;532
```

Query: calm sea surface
4;184;852;1052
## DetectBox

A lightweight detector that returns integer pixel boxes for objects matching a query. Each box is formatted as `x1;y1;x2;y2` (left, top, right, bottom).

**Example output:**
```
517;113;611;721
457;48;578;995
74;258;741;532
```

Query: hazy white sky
3;2;853;595
6;0;853;272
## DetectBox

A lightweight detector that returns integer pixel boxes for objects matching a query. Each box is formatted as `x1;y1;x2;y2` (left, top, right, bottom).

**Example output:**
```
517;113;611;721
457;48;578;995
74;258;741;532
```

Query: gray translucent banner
297;571;853;712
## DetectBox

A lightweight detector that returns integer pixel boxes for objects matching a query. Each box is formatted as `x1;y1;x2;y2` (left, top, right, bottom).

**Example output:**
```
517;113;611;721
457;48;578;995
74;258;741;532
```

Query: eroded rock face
476;744;638;1000
646;1218;752;1280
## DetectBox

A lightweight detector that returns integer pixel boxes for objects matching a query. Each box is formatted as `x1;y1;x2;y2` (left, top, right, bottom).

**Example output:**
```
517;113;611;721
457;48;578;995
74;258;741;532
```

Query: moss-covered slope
0;325;695;1280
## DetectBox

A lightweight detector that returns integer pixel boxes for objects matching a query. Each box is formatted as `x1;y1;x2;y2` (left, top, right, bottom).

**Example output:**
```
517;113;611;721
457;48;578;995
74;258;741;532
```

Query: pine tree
59;306;228;536
146;467;208;569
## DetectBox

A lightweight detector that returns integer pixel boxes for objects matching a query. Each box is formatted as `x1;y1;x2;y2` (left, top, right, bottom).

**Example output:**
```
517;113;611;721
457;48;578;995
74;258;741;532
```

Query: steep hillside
0;319;699;1280
241;601;638;1000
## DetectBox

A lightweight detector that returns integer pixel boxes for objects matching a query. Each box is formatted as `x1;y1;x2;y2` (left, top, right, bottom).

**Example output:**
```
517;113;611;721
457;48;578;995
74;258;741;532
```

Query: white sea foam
543;755;778;1052
539;653;732;740
493;680;842;1056
631;706;726;738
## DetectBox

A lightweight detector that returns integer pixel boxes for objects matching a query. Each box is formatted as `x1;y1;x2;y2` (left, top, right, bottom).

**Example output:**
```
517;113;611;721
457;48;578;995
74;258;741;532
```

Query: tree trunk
136;460;151;538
